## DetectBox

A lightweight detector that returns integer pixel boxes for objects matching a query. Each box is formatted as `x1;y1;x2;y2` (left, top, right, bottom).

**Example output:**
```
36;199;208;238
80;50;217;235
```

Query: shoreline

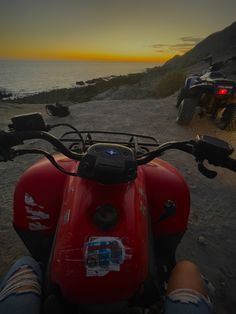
4;73;140;104
0;59;167;105
0;60;161;104
7;68;161;104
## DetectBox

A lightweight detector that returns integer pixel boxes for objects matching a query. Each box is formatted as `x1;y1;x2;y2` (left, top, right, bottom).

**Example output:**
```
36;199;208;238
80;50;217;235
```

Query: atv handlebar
0;130;82;161
0;121;236;178
219;157;236;172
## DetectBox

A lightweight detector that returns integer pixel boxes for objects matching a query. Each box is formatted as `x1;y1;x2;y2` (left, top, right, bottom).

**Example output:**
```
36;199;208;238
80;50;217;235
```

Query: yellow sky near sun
1;50;172;63
1;25;176;62
1;0;236;62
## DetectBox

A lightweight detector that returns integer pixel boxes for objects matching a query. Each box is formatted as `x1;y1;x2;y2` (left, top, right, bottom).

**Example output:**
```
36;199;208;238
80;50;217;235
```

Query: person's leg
0;256;42;314
165;260;212;314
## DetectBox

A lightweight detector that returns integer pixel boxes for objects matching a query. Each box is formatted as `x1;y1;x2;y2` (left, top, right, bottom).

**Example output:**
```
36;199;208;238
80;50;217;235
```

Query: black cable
6;131;83;161
15;149;79;176
49;123;86;151
136;141;194;165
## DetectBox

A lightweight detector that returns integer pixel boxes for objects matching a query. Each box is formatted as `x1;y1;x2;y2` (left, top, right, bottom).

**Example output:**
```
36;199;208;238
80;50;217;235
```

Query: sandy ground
0;97;236;313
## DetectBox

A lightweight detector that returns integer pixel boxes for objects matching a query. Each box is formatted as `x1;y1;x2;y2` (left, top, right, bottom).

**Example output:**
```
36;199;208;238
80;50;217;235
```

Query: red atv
0;112;236;314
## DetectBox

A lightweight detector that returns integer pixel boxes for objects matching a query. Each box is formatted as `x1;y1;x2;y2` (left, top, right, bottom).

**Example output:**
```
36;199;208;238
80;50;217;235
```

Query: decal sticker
85;237;125;277
138;187;147;216
148;160;159;167
105;149;119;156
24;193;44;208
24;193;49;226
29;222;49;231
26;206;49;220
63;209;71;224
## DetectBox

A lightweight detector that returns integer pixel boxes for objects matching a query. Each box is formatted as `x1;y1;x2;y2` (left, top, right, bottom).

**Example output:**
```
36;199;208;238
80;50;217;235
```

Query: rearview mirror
8;112;48;131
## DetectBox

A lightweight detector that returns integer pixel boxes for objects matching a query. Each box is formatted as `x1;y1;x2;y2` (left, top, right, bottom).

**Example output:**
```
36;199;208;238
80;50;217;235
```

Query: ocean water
0;60;160;97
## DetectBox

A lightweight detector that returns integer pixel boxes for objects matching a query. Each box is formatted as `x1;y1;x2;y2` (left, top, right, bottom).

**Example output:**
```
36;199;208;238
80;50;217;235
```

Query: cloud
170;43;195;48
155;49;168;53
151;44;169;48
179;36;203;44
151;35;203;55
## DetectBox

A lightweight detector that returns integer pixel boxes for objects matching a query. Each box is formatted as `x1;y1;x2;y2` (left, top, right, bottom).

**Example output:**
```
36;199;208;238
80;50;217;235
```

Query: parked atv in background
176;55;236;130
1;112;236;314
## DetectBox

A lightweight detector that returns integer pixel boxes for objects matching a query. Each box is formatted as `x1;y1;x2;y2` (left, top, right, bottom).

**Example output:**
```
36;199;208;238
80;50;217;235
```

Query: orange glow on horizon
0;51;174;63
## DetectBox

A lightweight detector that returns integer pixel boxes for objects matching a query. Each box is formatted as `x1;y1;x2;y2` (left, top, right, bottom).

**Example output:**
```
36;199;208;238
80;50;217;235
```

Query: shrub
156;69;186;98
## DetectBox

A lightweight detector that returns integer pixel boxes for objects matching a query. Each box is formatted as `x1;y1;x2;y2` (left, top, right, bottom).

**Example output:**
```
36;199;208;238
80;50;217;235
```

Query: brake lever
197;161;217;179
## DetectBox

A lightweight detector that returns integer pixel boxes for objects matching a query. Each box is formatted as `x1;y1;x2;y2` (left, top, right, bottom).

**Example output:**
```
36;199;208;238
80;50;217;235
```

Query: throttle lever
197;161;217;179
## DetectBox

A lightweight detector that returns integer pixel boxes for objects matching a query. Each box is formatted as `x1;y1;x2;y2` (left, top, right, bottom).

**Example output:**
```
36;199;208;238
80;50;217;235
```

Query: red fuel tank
13;155;73;234
13;154;190;304
50;166;149;303
144;159;190;236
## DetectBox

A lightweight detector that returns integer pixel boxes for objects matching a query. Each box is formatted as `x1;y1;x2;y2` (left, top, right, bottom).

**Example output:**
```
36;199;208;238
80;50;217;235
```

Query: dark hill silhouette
164;21;236;69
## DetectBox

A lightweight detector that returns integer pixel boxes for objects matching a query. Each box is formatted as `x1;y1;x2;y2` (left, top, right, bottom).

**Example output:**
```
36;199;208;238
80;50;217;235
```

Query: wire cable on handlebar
136;140;195;165
7;131;83;161
14;149;79;176
49;123;86;151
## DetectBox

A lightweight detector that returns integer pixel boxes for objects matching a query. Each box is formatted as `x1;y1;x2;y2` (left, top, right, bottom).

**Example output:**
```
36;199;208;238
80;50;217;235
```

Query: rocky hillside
164;21;236;70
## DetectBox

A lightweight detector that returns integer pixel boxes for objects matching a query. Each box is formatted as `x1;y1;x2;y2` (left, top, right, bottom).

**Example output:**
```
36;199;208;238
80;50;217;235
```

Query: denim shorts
165;288;212;314
0;256;42;314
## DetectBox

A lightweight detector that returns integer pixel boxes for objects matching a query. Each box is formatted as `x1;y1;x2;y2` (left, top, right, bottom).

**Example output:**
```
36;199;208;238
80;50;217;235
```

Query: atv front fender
186;83;214;98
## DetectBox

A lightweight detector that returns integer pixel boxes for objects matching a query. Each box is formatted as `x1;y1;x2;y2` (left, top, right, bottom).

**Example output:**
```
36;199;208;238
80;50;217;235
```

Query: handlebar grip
223;157;236;172
0;130;23;147
0;130;82;161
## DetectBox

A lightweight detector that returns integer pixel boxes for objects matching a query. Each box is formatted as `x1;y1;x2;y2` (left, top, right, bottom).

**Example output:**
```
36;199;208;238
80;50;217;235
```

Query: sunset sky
1;0;236;63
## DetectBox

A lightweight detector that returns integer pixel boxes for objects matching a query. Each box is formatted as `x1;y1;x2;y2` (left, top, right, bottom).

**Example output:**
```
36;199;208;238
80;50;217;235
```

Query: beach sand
0;97;236;313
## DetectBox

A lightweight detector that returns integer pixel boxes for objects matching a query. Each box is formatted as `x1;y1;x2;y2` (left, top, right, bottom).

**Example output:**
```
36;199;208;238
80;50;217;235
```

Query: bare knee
167;260;208;297
171;260;199;273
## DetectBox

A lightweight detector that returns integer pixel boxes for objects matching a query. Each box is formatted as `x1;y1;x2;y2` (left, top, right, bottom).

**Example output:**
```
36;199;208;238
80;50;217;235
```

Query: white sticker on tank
29;222;49;231
26;206;49;220
85;237;125;277
24;193;44;208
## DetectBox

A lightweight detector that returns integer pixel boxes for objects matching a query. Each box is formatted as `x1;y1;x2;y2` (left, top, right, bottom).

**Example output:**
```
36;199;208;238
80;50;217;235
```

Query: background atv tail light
217;88;229;95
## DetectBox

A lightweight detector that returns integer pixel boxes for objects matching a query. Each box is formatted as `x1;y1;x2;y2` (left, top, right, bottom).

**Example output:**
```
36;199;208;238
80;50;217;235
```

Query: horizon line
0;54;174;63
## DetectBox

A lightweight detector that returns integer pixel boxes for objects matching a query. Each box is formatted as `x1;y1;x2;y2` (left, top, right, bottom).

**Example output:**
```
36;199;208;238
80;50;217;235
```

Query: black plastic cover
78;143;137;184
194;135;233;163
9;112;48;131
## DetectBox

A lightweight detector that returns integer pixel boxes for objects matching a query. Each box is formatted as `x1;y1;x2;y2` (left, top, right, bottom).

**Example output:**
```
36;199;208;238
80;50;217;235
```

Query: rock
220;280;226;287
0;87;12;99
76;81;85;86
86;78;105;85
197;235;207;245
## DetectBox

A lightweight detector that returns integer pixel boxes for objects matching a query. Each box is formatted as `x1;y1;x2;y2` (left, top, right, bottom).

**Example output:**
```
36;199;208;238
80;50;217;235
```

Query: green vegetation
156;69;186;98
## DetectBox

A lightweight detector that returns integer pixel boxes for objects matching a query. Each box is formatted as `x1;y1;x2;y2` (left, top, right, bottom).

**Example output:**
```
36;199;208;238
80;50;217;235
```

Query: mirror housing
8;112;48;131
